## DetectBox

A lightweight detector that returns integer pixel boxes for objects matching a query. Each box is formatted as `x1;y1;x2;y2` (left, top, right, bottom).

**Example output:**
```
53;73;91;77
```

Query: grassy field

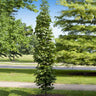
0;69;96;84
0;55;34;63
0;55;56;66
0;87;96;96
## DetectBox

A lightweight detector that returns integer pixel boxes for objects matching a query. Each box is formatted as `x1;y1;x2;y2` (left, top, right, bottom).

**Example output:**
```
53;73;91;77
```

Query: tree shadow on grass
54;69;96;76
9;90;32;96
0;68;96;76
0;90;9;96
0;69;36;74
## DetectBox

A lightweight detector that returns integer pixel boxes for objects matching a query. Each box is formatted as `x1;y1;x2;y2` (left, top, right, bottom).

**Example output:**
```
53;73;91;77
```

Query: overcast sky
14;0;67;38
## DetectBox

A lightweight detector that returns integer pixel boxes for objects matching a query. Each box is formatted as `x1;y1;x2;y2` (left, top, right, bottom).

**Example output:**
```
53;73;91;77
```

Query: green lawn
0;62;37;66
0;55;94;67
0;87;96;96
0;55;34;63
0;69;96;84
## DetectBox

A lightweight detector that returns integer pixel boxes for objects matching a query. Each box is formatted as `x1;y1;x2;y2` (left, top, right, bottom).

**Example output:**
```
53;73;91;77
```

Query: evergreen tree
34;0;56;95
55;0;96;35
55;35;96;65
54;0;96;65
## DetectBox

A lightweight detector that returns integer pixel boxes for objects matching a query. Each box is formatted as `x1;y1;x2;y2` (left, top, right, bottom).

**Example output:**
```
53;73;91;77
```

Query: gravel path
0;81;96;91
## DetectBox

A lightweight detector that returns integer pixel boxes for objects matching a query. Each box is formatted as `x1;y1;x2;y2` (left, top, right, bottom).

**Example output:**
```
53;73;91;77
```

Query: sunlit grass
0;55;34;63
0;69;96;84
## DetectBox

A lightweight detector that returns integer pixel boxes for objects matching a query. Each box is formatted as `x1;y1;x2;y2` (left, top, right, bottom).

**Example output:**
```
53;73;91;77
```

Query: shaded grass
0;88;40;96
0;87;96;96
51;90;96;96
0;69;96;84
55;69;96;76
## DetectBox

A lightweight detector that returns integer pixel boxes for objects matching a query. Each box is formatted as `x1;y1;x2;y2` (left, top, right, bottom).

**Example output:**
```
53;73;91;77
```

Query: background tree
0;0;38;14
0;0;38;59
54;0;96;65
55;0;96;35
19;25;38;55
6;19;32;61
34;0;56;95
55;35;96;65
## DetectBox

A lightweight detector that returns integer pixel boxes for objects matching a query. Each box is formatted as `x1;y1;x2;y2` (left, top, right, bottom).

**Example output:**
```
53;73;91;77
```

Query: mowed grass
0;55;34;62
0;88;96;96
0;69;96;84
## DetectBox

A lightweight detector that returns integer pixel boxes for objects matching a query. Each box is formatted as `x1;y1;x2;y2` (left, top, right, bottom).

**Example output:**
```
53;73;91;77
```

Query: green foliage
55;0;96;35
54;0;96;65
0;16;29;60
0;0;38;59
34;0;56;95
56;35;96;65
0;0;38;14
18;26;38;55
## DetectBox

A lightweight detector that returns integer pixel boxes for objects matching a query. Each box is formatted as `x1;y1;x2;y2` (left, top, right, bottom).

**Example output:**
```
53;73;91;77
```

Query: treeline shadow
0;69;36;74
54;69;96;76
0;68;96;76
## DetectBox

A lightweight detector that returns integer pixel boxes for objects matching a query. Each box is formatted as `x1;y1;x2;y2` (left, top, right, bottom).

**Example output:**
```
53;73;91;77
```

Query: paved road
0;81;96;91
0;65;96;70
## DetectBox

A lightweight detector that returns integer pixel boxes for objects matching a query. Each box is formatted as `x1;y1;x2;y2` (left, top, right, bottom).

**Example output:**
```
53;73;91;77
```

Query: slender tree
34;0;56;95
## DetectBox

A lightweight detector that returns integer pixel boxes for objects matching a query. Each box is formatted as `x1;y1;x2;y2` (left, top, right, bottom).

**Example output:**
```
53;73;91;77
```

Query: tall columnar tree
34;0;56;95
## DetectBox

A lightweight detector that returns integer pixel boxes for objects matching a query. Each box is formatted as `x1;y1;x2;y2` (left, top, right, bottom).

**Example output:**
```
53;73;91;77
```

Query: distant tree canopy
0;0;38;59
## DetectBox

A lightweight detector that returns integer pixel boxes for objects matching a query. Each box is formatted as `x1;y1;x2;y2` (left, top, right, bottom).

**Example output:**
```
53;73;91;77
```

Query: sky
14;0;67;38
